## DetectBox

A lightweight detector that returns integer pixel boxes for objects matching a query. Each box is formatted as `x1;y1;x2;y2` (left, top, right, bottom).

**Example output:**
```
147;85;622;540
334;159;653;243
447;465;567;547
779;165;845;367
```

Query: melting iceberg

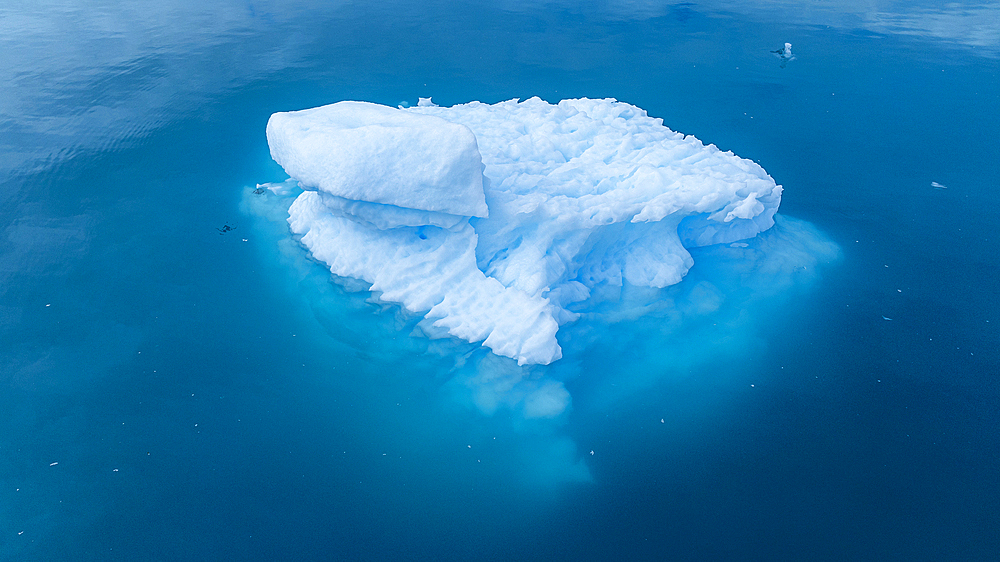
266;97;782;365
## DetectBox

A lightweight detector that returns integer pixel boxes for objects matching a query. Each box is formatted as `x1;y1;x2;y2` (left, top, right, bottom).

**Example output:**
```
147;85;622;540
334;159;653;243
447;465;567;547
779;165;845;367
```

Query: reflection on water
0;0;324;175
514;0;1000;57
2;0;996;177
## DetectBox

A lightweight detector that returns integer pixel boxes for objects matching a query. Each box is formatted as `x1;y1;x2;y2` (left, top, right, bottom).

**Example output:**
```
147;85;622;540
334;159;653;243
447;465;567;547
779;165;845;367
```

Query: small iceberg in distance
262;97;793;366
772;42;793;57
772;42;795;67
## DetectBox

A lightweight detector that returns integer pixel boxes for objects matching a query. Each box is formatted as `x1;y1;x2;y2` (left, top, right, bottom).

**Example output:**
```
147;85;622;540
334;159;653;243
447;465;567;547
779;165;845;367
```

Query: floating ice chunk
267;97;783;365
772;43;795;67
931;181;948;189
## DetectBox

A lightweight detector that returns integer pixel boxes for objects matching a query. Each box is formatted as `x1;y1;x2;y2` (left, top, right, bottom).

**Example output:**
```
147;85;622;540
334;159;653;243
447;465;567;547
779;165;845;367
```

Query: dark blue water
2;1;998;560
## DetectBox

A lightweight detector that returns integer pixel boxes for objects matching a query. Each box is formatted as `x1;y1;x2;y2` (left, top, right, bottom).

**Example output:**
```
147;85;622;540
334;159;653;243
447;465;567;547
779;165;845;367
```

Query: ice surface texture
267;97;782;365
267;101;488;217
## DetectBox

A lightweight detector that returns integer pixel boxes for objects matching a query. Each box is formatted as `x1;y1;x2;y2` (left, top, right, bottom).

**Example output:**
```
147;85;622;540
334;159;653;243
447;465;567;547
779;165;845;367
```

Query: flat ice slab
267;101;488;218
267;97;782;365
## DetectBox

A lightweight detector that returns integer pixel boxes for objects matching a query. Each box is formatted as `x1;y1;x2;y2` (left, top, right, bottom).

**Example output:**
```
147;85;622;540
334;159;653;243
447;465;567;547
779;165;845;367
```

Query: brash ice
265;97;782;365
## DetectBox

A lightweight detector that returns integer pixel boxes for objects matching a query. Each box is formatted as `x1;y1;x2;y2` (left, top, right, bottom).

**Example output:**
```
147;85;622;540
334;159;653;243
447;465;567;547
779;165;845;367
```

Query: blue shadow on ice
242;96;841;484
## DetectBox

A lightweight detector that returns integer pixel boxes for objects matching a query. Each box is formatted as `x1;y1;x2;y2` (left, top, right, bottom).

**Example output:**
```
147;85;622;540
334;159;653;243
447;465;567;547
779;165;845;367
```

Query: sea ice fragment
266;97;783;365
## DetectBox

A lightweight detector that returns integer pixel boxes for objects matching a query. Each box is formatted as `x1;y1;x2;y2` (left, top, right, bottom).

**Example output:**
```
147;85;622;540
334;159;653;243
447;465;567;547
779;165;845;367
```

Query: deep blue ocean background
2;1;998;560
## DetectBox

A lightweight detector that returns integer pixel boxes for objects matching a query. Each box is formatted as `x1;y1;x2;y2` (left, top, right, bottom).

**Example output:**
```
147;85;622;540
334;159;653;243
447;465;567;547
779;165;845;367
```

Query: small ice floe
49;462;58;466
882;315;893;321
931;181;948;189
729;242;749;248
772;42;795;67
772;42;793;57
590;450;595;455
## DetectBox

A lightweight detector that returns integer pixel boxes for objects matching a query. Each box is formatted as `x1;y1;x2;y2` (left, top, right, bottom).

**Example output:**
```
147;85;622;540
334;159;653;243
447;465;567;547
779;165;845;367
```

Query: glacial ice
266;97;782;365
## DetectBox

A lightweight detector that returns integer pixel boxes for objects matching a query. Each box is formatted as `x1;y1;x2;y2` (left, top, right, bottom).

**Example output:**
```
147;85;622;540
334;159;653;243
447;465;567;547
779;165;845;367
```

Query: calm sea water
2;1;998;560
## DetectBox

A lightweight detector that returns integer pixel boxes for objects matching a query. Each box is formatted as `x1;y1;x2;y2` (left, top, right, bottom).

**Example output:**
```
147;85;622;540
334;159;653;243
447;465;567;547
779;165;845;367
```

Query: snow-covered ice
266;97;783;365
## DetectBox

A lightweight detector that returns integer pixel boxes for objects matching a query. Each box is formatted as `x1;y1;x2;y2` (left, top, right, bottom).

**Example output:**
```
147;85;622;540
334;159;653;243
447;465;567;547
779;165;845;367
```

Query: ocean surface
2;1;998;560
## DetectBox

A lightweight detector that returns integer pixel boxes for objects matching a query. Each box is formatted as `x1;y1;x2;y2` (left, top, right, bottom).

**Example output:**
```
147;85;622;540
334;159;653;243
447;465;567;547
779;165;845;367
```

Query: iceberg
266;97;782;365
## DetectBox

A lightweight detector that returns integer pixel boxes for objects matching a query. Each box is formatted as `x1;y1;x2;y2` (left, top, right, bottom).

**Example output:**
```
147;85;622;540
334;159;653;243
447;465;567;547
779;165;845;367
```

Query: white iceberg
266;97;782;365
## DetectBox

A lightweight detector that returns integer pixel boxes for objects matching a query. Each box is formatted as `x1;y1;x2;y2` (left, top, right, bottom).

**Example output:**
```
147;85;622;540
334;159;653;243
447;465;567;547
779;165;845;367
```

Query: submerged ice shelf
266;97;782;365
